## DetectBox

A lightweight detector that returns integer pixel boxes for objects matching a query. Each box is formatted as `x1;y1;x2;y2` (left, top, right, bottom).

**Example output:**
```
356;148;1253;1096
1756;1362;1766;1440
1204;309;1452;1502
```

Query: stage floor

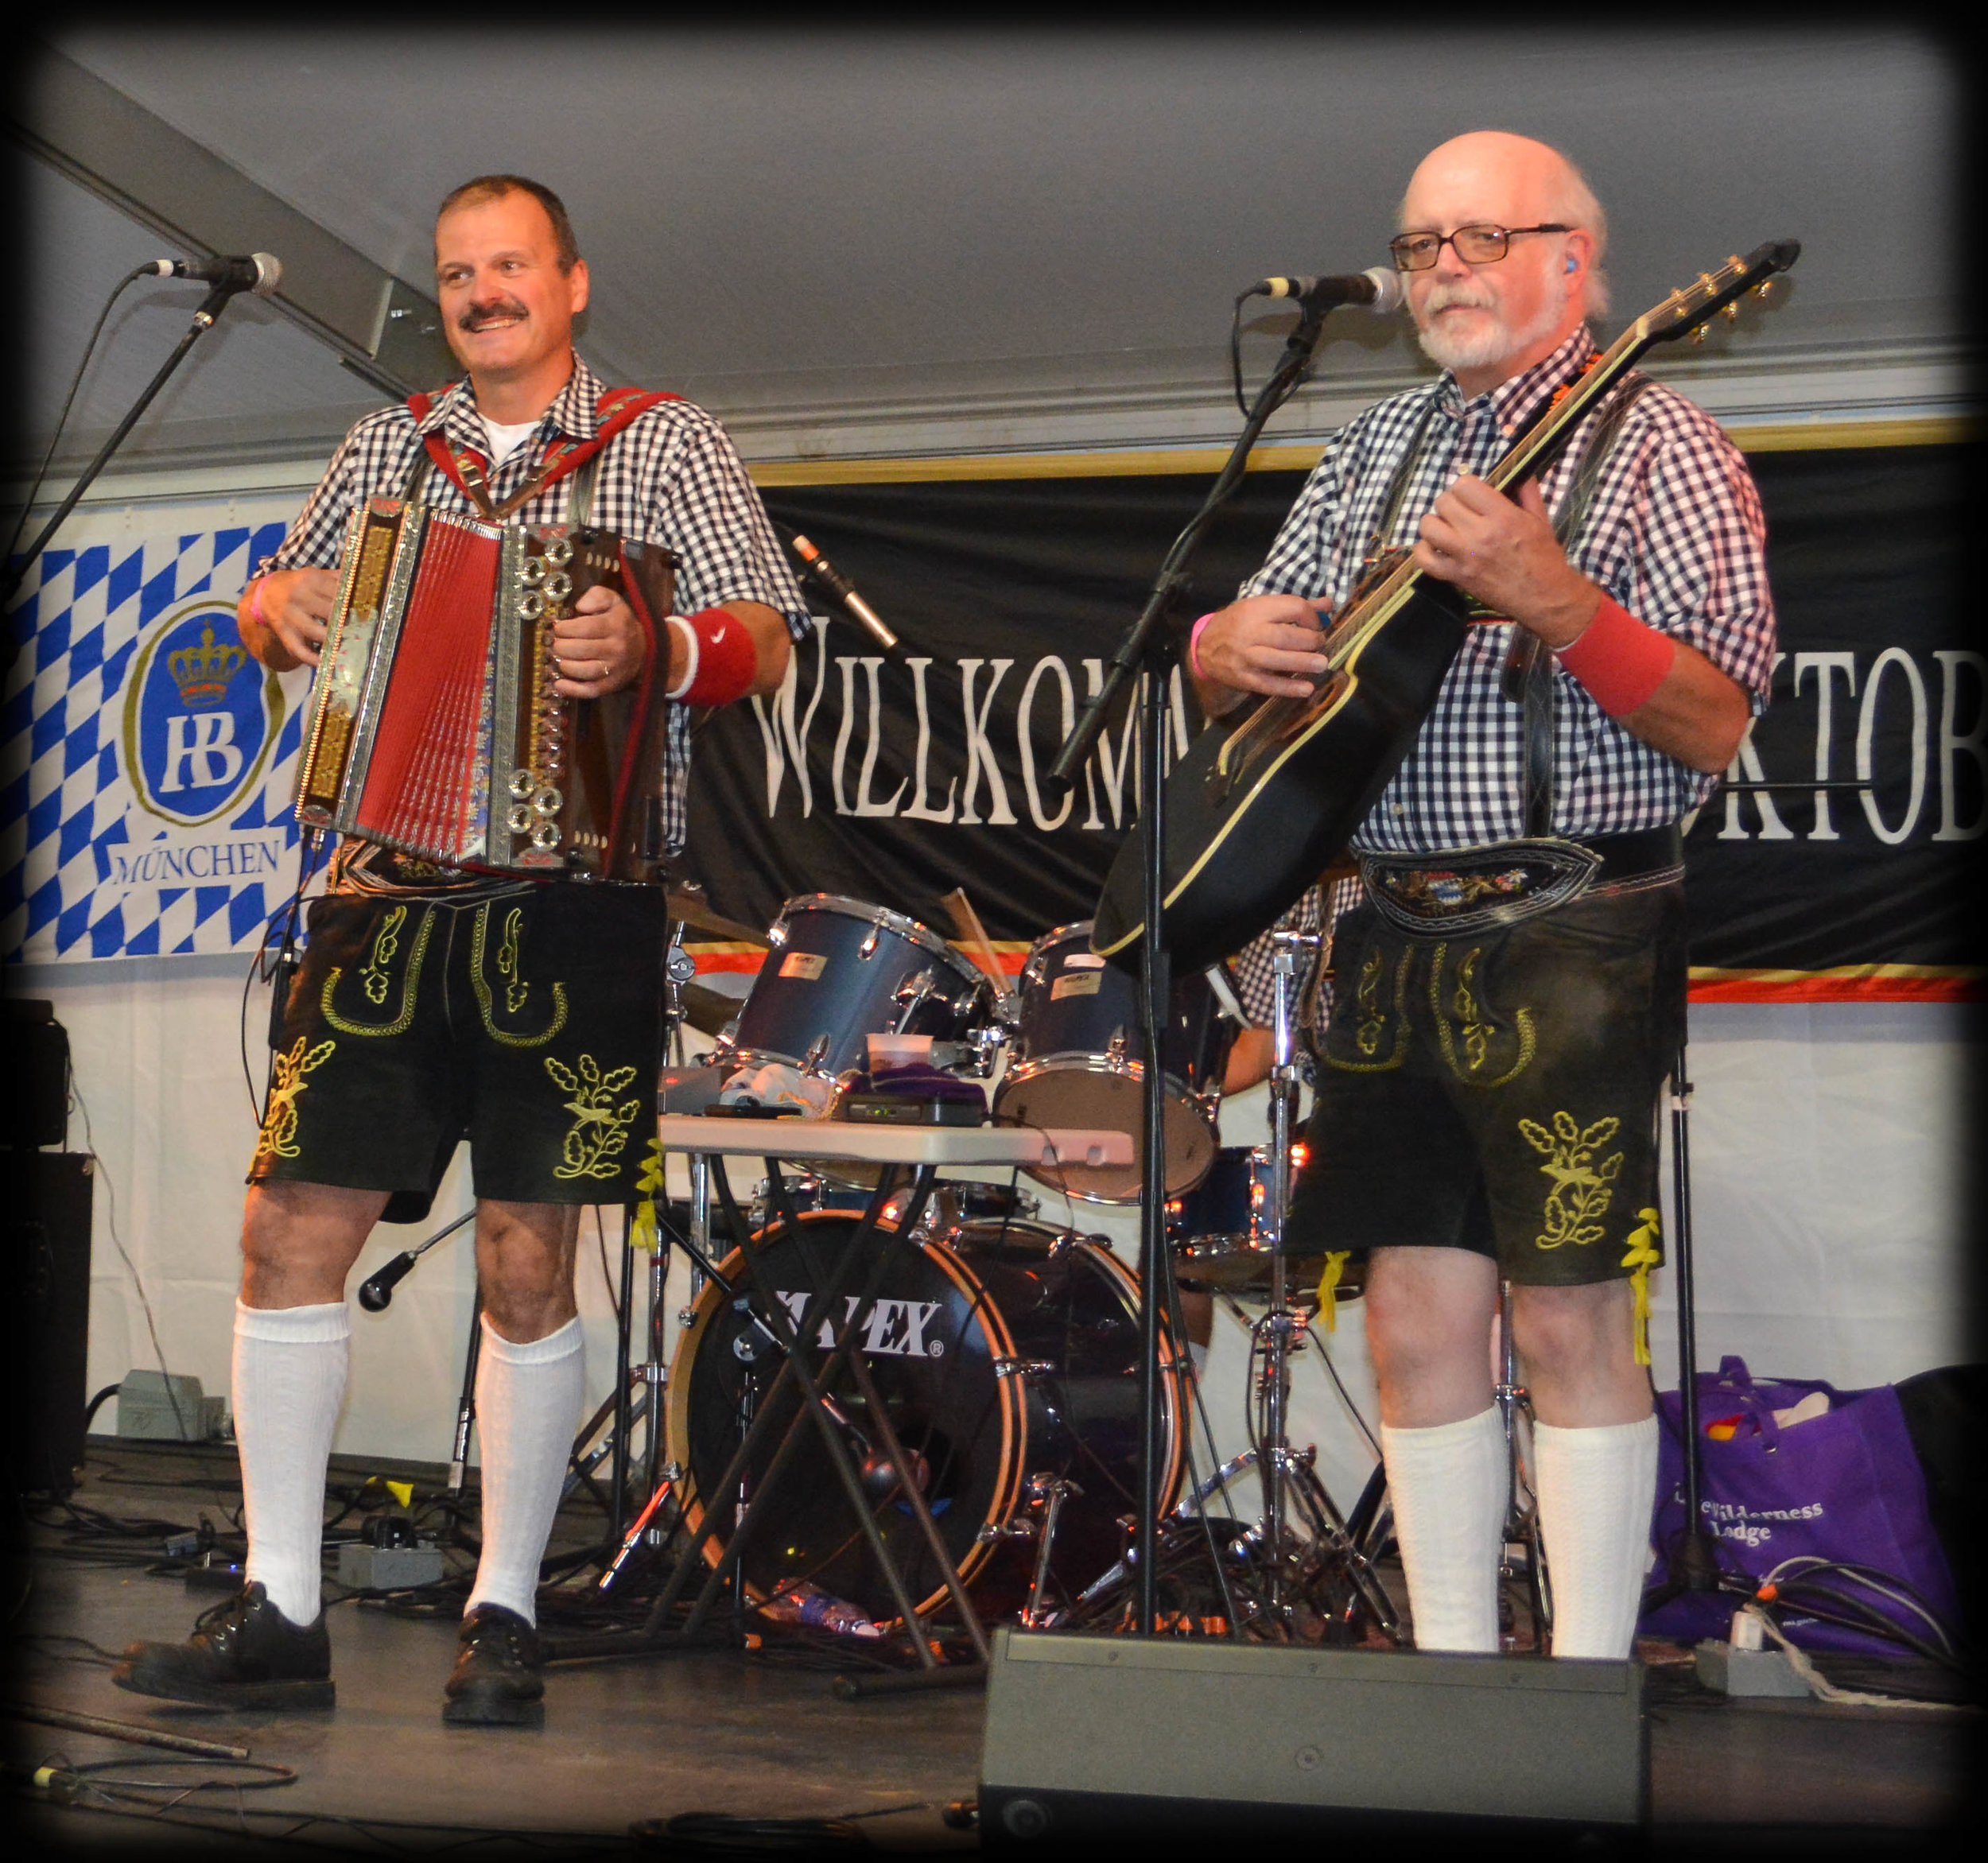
6;1442;1971;1858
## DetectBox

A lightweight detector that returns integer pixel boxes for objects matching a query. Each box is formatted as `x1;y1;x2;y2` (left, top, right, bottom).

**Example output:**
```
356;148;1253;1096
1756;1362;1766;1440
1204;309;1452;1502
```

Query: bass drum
664;1212;1186;1624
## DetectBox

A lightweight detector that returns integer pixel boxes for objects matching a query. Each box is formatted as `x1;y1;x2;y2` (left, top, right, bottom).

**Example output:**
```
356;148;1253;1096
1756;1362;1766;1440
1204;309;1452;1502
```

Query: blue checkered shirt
1238;327;1776;855
264;355;808;891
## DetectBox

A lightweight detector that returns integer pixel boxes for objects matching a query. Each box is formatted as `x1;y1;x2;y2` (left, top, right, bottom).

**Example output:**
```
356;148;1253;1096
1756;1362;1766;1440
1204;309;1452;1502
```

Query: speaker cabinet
4;1152;95;1496
980;1628;1646;1853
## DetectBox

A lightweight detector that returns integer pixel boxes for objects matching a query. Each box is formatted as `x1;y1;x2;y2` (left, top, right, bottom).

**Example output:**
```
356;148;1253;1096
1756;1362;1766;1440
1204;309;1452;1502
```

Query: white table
655;1114;1132;1171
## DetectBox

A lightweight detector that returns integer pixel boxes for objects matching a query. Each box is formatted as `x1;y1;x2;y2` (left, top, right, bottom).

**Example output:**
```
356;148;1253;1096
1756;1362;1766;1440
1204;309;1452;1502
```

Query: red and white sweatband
1554;596;1676;717
663;606;756;707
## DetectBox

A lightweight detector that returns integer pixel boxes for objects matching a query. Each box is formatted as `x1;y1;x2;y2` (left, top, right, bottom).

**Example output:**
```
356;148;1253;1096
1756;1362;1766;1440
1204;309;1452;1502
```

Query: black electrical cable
4;264;156;567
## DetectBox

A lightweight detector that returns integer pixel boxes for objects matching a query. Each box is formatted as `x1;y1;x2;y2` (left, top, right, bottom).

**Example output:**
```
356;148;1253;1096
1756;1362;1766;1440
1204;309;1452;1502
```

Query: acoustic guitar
1092;239;1800;974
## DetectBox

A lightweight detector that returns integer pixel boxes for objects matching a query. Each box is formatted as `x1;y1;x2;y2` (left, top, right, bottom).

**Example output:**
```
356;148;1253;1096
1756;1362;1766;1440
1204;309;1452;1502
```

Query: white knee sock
234;1298;350;1628
1532;1414;1660;1660
464;1316;585;1626
1380;1405;1506;1653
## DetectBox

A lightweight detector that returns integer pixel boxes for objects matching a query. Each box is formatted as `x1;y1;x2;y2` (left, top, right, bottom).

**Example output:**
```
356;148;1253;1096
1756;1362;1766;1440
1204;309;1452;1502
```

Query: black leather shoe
442;1604;545;1727
113;1582;334;1710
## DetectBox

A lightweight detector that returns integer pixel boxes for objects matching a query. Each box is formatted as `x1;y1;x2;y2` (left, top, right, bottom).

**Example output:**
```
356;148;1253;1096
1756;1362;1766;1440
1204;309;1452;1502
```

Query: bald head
1401;131;1609;318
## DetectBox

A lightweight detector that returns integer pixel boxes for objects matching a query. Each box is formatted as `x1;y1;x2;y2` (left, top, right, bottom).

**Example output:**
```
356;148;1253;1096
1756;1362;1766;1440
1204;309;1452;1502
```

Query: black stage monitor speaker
980;1628;1646;1855
3;1151;95;1496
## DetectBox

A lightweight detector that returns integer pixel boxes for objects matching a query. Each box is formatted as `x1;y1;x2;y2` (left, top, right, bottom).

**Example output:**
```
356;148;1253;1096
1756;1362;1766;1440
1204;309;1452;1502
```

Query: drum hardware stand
1493;1287;1551;1651
1012;1477;1081;1630
588;927;700;1583
1051;287;1342;1635
549;1153;992;1679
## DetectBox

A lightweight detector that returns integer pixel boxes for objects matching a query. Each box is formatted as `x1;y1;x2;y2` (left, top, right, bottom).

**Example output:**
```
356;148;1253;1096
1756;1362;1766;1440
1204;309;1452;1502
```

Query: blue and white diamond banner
3;520;311;962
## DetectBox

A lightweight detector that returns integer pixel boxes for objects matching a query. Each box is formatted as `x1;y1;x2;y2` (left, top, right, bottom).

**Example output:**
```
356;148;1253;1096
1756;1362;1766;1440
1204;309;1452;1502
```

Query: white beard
1415;273;1574;376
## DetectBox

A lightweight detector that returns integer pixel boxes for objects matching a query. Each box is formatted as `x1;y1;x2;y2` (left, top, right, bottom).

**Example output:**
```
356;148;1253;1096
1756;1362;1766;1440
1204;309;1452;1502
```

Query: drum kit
604;883;1403;1654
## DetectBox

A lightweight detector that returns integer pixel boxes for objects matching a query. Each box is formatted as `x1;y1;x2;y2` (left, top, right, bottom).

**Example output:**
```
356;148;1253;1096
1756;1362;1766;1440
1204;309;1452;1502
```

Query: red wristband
664;606;756;708
1554;596;1675;717
1188;612;1217;681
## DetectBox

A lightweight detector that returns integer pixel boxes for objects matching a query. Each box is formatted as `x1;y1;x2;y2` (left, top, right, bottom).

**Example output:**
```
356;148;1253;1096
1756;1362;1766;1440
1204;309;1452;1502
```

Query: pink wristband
1554;596;1676;717
245;578;268;629
1188;611;1217;681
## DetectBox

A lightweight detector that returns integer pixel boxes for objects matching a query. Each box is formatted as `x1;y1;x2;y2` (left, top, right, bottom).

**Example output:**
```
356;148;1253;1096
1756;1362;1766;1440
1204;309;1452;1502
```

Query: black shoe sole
113;1664;336;1712
442;1683;545;1728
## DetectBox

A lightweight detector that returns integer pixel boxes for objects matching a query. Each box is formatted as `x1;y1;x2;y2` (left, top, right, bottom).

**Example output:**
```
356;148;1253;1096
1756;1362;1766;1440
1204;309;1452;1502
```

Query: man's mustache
459;298;530;332
1422;285;1497;314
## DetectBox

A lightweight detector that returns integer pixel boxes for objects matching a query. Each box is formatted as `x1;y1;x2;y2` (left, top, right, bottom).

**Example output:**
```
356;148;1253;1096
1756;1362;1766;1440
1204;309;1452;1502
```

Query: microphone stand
1047;297;1339;1635
4;281;252;621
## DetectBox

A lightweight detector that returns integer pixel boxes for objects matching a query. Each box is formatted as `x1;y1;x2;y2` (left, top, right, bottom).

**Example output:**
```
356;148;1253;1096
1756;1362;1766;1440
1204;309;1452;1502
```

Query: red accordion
294;498;678;880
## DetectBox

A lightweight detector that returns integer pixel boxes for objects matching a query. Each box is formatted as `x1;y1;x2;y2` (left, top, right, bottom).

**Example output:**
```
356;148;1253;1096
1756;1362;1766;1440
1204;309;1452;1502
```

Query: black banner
681;445;1982;976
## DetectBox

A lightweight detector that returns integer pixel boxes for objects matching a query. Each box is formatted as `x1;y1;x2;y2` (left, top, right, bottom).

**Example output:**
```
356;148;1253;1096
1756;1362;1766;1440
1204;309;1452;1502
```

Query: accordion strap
406;382;680;523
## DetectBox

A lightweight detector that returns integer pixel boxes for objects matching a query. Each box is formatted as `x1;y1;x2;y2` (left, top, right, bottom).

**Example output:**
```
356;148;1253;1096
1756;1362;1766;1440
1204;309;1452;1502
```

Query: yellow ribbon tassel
629;1137;665;1254
1315;1252;1351;1331
1620;1207;1662;1367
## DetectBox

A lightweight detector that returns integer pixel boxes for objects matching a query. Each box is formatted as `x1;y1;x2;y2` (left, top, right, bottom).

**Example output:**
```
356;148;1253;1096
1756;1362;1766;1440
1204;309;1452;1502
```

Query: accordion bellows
295;498;678;882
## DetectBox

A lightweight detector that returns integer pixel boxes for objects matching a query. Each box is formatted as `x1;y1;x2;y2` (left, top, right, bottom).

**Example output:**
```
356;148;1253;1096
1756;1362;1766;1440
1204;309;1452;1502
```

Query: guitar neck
1485;322;1655;495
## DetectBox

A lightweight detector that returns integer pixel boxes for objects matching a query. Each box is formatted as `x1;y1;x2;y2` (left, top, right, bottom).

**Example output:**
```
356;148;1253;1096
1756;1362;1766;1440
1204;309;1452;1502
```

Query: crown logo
168;625;247;708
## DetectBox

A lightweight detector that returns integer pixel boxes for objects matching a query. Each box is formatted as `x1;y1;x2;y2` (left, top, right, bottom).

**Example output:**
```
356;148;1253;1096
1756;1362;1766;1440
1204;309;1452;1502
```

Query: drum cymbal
677;980;747;1038
666;885;770;945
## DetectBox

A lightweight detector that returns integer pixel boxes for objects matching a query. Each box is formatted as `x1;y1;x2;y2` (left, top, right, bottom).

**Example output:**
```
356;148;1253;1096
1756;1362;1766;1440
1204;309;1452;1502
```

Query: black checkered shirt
1239;327;1776;855
265;355;809;891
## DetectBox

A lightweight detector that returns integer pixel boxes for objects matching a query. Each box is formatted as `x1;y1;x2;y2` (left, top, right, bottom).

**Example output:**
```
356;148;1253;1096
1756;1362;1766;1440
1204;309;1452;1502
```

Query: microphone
1246;266;1404;314
787;534;901;654
143;253;284;297
357;1251;419;1312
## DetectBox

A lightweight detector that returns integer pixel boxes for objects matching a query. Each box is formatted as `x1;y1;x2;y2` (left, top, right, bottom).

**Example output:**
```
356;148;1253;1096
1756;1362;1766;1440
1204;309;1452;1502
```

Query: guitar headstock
1636;239;1801;348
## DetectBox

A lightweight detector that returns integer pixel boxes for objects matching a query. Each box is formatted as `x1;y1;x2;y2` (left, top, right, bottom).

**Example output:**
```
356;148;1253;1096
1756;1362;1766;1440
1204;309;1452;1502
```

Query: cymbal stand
592;926;697;1588
1237;931;1400;1639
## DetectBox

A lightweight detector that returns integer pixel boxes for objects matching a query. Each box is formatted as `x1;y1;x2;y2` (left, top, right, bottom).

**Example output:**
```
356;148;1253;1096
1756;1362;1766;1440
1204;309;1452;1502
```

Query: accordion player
293;496;678;883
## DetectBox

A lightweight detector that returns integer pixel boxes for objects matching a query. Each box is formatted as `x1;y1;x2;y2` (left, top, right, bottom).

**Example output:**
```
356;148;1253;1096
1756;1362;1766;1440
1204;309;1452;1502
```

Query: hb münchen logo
122;598;284;827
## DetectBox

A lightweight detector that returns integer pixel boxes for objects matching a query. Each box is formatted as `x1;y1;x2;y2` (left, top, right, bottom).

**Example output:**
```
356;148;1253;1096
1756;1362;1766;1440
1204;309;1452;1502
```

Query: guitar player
1189;131;1776;1659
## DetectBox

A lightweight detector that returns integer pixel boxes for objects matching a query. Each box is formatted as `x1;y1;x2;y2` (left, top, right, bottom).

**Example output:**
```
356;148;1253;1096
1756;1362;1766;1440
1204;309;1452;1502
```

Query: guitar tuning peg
1690;324;1708;345
1721;302;1740;321
1752;281;1774;299
1728;255;1744;270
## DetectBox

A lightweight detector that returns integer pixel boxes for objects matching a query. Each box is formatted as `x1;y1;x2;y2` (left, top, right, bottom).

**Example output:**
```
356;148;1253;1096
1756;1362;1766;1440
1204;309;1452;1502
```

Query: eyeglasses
1388;223;1571;272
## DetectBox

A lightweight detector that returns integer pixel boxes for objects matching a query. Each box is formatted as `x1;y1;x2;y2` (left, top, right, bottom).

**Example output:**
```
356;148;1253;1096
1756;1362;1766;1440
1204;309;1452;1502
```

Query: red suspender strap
403;386;683;518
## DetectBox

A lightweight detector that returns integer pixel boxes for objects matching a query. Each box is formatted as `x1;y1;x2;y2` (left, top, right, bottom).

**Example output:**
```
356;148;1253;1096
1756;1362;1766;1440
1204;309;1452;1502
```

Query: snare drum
992;922;1232;1203
1167;1144;1365;1298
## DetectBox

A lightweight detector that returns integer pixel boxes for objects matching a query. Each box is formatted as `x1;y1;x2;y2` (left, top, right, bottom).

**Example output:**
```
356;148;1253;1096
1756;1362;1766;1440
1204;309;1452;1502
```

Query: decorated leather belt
1358;825;1683;936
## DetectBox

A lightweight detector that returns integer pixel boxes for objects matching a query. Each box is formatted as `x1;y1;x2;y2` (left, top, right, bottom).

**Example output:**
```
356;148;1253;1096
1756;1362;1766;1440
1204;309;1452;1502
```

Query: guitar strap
1509;375;1656;837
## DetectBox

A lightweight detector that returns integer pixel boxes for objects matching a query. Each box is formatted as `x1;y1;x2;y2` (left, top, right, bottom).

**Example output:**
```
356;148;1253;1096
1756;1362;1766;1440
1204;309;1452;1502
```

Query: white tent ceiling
13;25;1969;481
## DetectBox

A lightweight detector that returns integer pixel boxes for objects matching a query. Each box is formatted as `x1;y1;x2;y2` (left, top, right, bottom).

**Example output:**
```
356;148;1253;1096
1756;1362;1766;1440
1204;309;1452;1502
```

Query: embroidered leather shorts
1284;866;1685;1286
250;883;666;1222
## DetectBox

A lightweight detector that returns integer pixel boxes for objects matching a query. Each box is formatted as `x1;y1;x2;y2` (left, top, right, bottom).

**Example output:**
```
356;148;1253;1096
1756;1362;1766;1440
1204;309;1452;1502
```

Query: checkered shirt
263;355;809;891
1238;326;1776;855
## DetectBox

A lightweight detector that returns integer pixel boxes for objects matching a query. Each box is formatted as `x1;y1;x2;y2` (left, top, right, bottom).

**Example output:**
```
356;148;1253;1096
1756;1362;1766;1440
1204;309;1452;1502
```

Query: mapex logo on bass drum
772;1291;947;1357
121;599;284;827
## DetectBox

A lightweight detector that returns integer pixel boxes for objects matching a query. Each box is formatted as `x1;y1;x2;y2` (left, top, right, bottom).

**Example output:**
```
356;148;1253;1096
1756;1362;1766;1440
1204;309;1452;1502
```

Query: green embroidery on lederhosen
1429;942;1536;1089
469;902;569;1049
254;1035;336;1166
1323;943;1412;1072
321;905;435;1036
1517;1110;1625;1250
546;1054;643;1179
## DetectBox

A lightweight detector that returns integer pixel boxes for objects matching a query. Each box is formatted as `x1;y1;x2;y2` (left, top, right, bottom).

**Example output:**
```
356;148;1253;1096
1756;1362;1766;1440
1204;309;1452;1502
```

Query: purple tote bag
1640;1356;1959;1655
